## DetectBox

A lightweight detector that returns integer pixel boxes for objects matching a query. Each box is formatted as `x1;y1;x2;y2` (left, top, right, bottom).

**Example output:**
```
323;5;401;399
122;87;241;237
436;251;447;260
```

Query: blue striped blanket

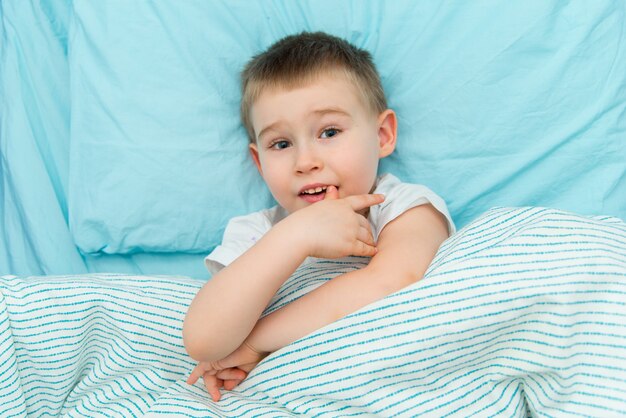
1;207;625;417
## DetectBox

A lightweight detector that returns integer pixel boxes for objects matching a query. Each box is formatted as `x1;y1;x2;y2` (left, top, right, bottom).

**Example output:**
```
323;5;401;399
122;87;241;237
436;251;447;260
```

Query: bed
1;1;625;417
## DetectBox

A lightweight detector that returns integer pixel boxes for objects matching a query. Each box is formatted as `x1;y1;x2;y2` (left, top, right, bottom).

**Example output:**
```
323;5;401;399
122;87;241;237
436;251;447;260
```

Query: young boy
183;31;455;401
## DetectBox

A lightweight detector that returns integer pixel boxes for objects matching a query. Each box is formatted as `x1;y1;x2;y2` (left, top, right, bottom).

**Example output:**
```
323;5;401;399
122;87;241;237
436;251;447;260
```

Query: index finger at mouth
348;193;385;211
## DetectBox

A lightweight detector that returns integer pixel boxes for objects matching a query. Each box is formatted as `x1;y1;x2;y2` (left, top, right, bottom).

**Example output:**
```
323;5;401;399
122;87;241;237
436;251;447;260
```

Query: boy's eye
270;140;290;150
320;128;340;139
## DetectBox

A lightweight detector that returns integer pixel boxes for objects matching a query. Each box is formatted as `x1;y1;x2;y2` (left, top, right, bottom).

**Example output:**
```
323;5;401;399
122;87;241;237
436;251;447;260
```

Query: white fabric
205;174;456;274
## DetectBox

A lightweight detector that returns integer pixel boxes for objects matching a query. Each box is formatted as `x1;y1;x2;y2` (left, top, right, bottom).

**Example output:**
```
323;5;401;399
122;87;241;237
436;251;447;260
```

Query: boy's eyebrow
257;121;284;142
311;107;352;119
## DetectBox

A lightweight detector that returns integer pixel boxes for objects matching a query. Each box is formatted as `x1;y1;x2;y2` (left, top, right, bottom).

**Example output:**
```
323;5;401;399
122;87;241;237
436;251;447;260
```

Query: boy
183;31;455;402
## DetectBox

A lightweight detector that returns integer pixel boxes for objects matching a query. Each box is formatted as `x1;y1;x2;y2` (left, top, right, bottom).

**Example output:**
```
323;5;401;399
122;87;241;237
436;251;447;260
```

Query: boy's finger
186;371;198;385
353;241;377;257
216;368;247;381
187;365;206;385
357;214;373;234
224;379;243;390
323;185;340;200
186;374;198;385
203;374;222;402
347;193;385;211
357;226;375;247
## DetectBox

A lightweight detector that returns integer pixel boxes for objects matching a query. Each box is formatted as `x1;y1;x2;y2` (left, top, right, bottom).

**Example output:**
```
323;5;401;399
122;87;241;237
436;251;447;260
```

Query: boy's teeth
303;186;328;194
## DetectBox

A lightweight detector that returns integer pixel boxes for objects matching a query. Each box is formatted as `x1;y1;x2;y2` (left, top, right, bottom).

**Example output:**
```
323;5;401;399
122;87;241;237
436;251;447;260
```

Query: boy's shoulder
374;173;432;197
206;205;288;274
371;173;456;237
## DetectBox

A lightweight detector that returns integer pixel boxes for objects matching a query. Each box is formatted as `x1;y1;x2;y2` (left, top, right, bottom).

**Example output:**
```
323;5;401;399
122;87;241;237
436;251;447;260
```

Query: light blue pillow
69;0;626;255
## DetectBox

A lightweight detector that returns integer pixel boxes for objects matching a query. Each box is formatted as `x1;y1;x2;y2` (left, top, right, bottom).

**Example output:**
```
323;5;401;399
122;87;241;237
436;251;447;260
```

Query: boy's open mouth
299;185;333;203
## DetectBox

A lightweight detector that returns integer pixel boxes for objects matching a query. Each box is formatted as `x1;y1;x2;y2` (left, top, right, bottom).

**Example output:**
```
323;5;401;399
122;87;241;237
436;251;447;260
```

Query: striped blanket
1;207;625;417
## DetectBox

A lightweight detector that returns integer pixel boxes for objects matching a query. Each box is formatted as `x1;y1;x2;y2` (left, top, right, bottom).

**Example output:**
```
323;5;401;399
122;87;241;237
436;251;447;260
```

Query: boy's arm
183;190;384;361
245;204;449;354
183;220;308;361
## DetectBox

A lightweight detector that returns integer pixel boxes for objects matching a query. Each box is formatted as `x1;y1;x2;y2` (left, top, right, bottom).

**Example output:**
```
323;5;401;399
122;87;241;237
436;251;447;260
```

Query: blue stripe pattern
1;207;625;417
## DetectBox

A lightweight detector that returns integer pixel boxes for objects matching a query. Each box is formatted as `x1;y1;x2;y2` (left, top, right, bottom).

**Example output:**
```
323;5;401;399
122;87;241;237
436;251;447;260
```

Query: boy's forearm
246;205;449;354
184;219;308;361
245;264;412;354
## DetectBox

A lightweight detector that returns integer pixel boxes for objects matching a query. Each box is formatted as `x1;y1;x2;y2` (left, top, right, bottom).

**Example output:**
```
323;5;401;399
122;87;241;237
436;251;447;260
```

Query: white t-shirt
205;173;455;275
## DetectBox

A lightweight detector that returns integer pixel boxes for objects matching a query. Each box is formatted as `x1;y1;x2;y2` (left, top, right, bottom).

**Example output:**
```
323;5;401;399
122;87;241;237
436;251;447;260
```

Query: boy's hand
186;340;268;402
289;185;384;259
186;361;247;402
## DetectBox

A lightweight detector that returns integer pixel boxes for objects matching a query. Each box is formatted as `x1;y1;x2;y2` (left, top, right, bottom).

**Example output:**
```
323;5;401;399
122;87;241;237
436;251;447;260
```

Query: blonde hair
241;32;387;143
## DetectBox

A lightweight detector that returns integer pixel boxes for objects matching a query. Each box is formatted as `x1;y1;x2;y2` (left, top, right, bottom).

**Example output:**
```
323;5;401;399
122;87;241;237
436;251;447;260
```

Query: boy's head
241;31;387;143
241;32;397;214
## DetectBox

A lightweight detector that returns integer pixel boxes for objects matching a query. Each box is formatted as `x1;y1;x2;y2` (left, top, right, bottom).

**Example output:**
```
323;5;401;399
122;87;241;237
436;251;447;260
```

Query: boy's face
249;71;396;214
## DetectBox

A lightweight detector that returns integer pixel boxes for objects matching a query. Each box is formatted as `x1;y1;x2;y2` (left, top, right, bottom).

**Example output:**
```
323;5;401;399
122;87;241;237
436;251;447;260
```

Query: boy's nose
294;148;323;174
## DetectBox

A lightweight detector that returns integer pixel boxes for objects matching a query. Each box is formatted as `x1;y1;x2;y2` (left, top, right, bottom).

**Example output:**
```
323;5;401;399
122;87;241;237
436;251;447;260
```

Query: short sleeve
204;208;277;275
369;174;456;241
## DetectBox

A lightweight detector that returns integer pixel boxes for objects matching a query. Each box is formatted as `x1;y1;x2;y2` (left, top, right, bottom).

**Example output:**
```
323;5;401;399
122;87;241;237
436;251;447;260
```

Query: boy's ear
249;143;263;175
377;109;397;158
